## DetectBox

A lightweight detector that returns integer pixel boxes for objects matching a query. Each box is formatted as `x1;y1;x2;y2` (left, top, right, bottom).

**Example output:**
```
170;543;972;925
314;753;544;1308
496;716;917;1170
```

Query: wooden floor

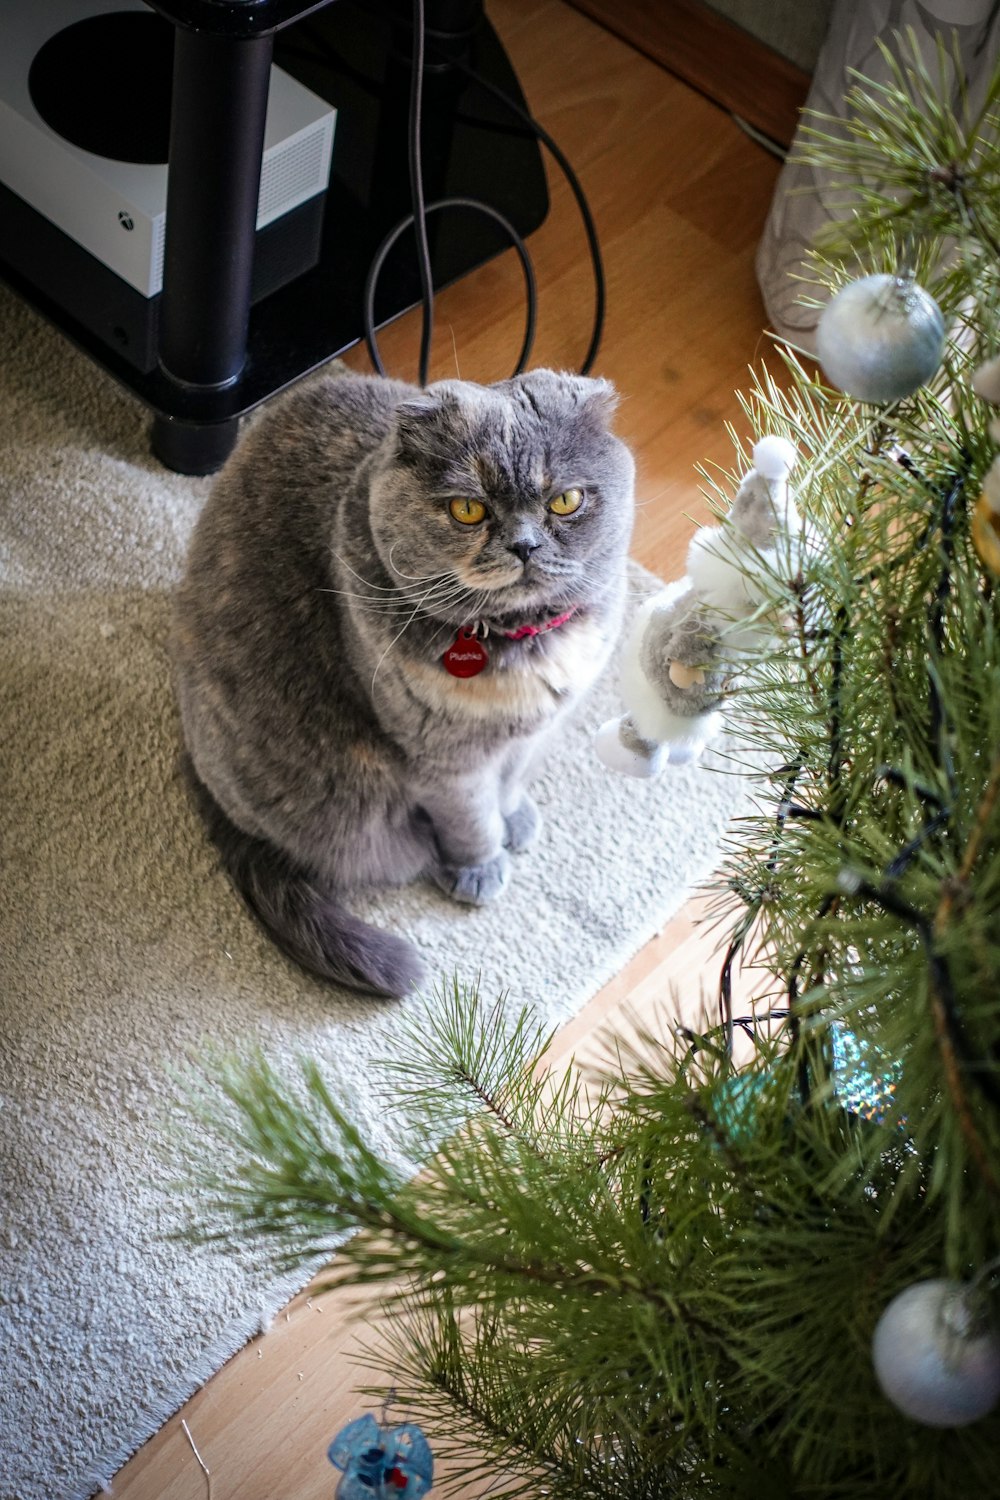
565;0;811;148
112;1;784;1495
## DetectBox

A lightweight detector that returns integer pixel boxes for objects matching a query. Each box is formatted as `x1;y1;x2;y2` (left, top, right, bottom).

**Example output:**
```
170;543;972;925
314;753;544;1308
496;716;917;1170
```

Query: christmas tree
182;35;1000;1498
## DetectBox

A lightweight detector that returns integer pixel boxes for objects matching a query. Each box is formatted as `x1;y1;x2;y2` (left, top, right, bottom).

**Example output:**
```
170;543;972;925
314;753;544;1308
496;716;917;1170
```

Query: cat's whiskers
321;579;464;614
331;551;448;596
322;555;471;620
324;568;480;643
370;590;433;691
381;575;475;619
385;548;522;620
387;542;449;585
330;548;486;623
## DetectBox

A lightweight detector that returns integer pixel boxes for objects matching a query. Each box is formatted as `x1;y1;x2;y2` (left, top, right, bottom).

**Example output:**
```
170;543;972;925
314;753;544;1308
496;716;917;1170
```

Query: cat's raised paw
503;795;541;853
434;851;510;906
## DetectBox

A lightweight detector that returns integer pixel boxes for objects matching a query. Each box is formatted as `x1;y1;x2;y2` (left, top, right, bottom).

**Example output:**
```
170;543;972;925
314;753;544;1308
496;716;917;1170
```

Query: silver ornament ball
872;1278;1000;1427
817;273;945;404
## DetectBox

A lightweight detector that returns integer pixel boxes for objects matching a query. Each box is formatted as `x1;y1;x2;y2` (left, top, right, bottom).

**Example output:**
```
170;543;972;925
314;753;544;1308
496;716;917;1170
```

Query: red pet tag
443;627;488;678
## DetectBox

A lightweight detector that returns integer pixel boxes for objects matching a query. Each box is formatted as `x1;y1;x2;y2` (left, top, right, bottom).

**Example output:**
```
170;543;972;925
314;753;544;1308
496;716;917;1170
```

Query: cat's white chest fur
410;615;609;725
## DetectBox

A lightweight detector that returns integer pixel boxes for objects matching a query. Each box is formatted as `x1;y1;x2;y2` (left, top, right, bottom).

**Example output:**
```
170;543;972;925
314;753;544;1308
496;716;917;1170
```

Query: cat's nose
508;532;542;563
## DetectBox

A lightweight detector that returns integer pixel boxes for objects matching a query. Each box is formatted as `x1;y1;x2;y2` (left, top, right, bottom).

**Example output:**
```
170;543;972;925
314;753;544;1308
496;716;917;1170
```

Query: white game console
0;0;337;297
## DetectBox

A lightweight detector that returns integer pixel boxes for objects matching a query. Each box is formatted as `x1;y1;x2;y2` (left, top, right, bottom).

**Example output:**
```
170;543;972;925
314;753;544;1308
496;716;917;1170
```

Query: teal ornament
872;1279;1000;1427
711;1071;769;1144
328;1413;434;1500
817;273;945;404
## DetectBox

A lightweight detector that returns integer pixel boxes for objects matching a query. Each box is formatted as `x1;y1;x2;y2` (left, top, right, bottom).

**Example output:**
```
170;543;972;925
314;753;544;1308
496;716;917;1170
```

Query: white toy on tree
596;436;800;777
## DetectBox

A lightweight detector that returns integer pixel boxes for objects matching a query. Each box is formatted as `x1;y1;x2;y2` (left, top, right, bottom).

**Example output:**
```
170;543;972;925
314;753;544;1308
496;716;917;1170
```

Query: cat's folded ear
518;368;620;426
392;392;460;457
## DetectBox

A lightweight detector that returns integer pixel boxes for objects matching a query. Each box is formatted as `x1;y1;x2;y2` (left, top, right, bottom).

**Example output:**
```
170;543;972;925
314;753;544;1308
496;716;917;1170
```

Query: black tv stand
0;0;548;473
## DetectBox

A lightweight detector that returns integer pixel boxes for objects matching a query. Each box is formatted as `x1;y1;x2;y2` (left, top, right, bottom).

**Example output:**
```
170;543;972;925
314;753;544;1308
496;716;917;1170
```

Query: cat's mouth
486;579;563;620
451;560;576;626
451;572;534;611
475;580;580;635
467;555;567;594
477;569;525;591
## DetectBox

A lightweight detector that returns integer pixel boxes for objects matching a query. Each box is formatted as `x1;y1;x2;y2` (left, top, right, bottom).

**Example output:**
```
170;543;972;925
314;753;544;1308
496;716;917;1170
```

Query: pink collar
442;607;578;678
496;606;578;640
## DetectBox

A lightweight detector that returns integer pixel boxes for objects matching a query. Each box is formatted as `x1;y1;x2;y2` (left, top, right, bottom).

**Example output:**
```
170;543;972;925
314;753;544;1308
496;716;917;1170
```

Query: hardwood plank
564;0;812;148
111;0;782;1494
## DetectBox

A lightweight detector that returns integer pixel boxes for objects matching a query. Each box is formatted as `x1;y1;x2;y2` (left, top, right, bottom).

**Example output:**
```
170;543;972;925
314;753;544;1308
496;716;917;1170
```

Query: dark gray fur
172;367;635;997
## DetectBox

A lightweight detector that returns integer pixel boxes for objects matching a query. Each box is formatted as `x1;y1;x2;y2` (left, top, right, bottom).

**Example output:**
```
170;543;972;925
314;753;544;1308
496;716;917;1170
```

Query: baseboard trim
564;0;811;148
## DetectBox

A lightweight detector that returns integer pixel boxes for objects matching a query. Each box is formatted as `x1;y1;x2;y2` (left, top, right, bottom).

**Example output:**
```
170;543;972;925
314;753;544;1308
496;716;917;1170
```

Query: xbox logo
117;210;134;232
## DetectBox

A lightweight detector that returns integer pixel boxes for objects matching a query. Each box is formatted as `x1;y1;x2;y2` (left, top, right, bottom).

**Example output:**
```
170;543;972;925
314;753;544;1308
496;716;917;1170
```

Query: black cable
440;44;605;375
356;0;604;381
364;197;537;378
407;0;435;385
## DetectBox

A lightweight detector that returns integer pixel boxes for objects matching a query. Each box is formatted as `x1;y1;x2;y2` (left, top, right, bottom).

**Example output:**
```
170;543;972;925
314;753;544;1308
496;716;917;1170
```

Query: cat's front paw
434;850;510;906
503;795;541;853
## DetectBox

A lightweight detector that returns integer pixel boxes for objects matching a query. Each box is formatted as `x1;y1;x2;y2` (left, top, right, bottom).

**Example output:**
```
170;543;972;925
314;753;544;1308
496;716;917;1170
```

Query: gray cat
172;366;635;997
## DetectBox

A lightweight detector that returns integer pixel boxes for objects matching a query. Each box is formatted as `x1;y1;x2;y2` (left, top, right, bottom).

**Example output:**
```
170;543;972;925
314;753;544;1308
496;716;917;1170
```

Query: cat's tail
182;757;425;999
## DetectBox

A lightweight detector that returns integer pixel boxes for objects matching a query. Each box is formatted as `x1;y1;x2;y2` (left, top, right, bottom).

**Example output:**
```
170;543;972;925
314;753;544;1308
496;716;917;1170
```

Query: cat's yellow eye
549;487;584;516
449;497;487;525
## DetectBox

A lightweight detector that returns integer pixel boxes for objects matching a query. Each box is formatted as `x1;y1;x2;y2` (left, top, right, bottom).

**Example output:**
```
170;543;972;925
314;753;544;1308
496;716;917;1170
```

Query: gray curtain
756;0;1000;349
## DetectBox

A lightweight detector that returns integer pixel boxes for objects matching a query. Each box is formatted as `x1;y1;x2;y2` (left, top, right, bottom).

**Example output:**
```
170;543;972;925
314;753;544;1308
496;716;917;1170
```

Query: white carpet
0;285;746;1500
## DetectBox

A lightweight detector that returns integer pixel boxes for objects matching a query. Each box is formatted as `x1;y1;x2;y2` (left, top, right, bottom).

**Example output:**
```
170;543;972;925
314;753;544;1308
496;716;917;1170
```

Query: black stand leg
152;26;274;474
150;412;242;475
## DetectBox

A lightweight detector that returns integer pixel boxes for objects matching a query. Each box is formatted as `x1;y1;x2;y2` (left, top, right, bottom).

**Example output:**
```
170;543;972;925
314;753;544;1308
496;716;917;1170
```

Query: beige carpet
0;284;746;1500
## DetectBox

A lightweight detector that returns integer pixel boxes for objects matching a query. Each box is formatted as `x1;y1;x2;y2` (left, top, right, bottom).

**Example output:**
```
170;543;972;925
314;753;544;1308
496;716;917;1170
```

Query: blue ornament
830;1026;901;1125
327;1413;434;1500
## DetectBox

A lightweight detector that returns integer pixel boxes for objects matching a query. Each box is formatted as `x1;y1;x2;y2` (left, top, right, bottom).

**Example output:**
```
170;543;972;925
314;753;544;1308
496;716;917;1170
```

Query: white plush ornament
970;355;1000;575
872;1279;1000;1428
596;436;800;777
817;273;946;404
972;353;1000;405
